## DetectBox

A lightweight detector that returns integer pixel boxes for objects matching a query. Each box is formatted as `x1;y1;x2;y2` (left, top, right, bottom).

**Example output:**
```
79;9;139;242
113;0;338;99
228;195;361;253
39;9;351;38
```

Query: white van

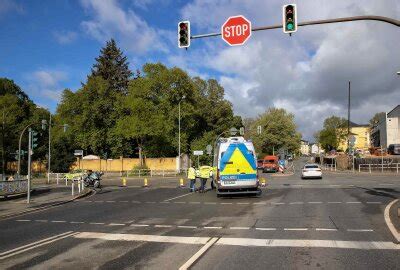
212;137;261;196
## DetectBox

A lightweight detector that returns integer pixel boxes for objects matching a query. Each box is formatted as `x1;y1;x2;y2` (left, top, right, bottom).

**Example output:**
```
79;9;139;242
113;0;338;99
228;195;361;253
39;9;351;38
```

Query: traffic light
178;21;190;48
283;4;297;34
31;129;39;149
239;127;245;136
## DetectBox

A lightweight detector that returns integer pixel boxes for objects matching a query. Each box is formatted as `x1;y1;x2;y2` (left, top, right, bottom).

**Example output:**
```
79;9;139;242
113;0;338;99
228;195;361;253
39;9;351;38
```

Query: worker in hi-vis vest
188;166;196;192
199;165;212;193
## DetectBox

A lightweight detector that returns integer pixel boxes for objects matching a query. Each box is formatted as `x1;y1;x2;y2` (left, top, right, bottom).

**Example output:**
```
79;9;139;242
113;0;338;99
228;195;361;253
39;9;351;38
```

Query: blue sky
1;0;399;140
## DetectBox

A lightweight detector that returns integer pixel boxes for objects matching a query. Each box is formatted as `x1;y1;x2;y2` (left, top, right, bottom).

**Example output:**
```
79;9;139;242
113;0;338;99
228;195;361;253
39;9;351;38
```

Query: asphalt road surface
1;158;399;269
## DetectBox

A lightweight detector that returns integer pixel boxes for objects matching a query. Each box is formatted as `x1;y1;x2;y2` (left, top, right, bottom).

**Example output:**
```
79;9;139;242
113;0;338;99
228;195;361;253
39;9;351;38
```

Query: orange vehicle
262;155;279;173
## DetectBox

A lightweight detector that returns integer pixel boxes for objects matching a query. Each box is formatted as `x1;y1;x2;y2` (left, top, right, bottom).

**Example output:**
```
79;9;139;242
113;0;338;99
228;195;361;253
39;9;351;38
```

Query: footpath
0;182;91;219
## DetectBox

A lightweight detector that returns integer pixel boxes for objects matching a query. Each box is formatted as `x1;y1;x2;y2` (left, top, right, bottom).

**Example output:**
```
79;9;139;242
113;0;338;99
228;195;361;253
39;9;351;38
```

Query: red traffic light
178;21;190;48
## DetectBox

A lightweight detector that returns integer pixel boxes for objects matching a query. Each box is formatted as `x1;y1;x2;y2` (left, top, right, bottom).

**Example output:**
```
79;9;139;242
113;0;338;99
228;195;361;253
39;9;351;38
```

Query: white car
301;164;322;179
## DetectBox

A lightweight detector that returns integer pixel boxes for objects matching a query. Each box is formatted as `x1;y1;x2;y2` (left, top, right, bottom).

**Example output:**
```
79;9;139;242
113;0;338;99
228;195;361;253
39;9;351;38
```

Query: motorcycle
83;170;103;188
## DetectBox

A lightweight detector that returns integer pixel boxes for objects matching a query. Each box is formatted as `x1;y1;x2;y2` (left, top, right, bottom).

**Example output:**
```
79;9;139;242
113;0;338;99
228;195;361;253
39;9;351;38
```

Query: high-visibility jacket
188;167;196;180
199;166;212;179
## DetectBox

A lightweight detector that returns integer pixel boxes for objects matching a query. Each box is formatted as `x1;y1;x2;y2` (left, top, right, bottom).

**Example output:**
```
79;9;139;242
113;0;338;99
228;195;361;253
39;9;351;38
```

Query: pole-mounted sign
221;15;252;46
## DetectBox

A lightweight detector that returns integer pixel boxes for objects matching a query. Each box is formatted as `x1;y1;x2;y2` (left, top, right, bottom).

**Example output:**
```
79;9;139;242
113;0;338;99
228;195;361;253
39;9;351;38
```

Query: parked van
262;155;279;173
212;137;261;197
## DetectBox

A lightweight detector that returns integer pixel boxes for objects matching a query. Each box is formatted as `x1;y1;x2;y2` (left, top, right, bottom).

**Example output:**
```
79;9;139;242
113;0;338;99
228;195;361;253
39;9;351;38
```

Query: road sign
206;145;212;155
229;127;238;136
221;15;252;46
74;150;83;156
193;150;204;156
349;135;356;144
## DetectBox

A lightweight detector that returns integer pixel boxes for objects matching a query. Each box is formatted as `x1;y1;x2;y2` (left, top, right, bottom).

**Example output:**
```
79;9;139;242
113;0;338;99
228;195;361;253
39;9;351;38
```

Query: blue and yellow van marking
219;143;257;181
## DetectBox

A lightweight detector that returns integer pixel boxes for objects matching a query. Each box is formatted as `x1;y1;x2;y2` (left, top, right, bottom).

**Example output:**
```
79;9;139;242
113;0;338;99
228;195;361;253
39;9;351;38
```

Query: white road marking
253;202;267;205
315;228;338;231
164;192;193;202
35;220;48;222
108;223;126;226
179;237;219;270
284;228;308;231
131;201;141;203
16;219;30;222
346;202;362;204
230;227;251;230
74;232;210;245
130;224;149;227
155;225;173;228
237;202;250;205
308;202;323;204
51;220;66;223
347;229;374;232
328;202;342;204
255;228;277;231
289;202;304;205
384;199;400;242
89;222;105;225
189;202;201;204
178;226;197;229
329;185;340;187
70;221;84;224
366;202;382;204
221;202;233;205
204;226;223;229
379;183;394;186
0;231;78;260
216;238;400;250
204;202;217;205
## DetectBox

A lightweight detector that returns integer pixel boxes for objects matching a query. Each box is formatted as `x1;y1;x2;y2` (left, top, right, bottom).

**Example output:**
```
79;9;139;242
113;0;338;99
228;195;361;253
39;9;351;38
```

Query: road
0;158;399;269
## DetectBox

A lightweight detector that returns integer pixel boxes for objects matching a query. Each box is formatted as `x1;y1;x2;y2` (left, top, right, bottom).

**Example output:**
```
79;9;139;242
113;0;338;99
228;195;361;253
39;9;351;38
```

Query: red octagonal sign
221;15;252;46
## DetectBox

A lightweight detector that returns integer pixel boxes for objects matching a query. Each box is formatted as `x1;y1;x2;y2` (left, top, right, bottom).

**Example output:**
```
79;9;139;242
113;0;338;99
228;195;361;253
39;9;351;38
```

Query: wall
71;157;177;172
338;126;370;151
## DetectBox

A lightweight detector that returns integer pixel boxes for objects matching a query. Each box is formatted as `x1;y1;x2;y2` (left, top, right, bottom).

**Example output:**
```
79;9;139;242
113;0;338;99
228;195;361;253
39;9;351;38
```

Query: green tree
317;116;347;151
91;39;132;94
369;112;385;127
250;108;301;157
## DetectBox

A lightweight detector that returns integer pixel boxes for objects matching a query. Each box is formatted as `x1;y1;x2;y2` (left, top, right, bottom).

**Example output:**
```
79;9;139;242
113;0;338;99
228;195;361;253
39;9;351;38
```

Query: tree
91;39;132;95
369;112;385;127
317;116;347;151
249;108;301;157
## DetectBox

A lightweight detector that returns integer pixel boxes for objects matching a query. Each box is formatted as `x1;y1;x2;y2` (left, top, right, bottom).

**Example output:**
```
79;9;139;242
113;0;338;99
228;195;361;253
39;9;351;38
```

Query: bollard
121;177;127;187
78;179;81;193
81;178;84;191
260;178;266;187
179;178;185;188
143;178;149;187
72;181;75;196
56;173;59;185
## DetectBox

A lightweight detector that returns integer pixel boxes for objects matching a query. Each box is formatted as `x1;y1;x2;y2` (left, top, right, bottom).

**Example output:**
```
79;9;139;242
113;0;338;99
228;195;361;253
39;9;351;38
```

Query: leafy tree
91;39;132;94
369;112;385;127
249;108;301;157
317;116;348;151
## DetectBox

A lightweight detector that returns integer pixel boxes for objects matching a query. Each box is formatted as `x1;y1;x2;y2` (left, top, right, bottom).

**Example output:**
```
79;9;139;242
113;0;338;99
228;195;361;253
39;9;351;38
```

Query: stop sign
221;15;252;46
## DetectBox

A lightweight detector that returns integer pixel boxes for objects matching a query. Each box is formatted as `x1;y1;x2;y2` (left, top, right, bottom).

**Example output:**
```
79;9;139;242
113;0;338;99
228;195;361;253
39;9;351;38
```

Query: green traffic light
287;23;294;30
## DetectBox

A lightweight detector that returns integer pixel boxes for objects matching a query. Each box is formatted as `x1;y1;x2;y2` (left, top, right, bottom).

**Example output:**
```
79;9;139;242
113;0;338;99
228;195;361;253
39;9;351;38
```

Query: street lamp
178;95;186;172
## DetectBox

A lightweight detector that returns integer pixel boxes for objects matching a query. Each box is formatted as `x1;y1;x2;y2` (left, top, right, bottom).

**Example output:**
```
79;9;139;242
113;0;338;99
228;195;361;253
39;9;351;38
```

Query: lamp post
178;95;186;172
2;110;11;181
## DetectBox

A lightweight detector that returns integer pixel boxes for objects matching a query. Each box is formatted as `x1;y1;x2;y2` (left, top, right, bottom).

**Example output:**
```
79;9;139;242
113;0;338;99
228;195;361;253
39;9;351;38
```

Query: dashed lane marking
271;202;285;205
70;221;84;224
230;227;251;230
130;224;149;227
16;219;30;222
347;229;374;232
316;228;338;231
204;202;217;205
108;223;125;226
308;202;323;204
346;202;362;204
89;222;105;225
221;202;233;205
35;220;48;222
204;226;223;229
366;202;382;204
284;228;308;231
255;228;277;231
327;202;342;204
189;202;201;204
289;202;304;205
51;220;66;223
178;226;197;229
237;202;250;205
155;225;173;228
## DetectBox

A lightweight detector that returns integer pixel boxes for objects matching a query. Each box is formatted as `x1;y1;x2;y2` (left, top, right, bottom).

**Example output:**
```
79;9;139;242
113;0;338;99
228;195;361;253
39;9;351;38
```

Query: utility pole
27;128;32;203
347;81;351;153
47;113;51;184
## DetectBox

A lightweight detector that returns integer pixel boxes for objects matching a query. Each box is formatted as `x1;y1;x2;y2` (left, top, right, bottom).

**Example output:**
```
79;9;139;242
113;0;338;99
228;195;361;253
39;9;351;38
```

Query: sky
1;0;399;141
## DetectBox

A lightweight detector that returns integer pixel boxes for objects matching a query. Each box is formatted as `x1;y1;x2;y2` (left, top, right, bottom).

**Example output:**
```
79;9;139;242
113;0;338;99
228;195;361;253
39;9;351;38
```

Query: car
388;144;400;155
301;164;322;179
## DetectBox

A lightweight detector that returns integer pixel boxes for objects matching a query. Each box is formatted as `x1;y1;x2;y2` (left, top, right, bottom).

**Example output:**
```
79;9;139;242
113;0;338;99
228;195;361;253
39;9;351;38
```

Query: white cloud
53;30;78;44
0;0;24;14
26;70;68;102
80;0;168;54
179;0;400;140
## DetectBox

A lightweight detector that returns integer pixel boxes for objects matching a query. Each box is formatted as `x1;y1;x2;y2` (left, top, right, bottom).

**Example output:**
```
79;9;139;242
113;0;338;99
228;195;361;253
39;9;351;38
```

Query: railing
321;163;336;171
120;169;188;178
358;163;400;173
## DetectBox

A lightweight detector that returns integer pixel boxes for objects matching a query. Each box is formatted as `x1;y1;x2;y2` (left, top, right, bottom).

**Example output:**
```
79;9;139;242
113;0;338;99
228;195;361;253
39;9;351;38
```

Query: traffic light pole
191;15;400;40
27;128;32;204
17;123;35;178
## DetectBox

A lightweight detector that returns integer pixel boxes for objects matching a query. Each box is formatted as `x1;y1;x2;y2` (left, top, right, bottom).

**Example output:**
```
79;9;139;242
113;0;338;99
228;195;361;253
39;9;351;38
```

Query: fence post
358;164;360;173
72;181;74;196
78;179;81;193
56;173;59;185
369;164;371;173
47;173;50;184
397;163;399;174
65;176;68;186
139;170;141;178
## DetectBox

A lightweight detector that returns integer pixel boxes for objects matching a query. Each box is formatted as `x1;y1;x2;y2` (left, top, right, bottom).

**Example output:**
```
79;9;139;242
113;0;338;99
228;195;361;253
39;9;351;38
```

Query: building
338;122;370;152
371;105;400;149
300;140;310;156
310;143;323;155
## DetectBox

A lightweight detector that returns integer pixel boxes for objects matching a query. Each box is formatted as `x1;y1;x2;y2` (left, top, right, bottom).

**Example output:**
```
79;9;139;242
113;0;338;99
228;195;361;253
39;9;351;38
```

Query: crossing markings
72;232;400;250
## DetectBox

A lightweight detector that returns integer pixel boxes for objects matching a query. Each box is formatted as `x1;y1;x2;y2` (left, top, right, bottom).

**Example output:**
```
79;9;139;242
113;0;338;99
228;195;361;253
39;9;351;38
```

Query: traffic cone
179;178;185;188
143;178;149;187
261;178;266;187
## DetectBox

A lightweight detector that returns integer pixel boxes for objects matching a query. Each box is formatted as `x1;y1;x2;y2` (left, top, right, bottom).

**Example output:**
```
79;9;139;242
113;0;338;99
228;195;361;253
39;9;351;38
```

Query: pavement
0;158;399;269
0;184;91;219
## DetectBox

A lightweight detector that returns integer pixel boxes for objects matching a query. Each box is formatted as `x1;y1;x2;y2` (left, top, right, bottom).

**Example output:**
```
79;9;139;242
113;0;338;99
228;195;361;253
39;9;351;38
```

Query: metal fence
358;163;400;173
